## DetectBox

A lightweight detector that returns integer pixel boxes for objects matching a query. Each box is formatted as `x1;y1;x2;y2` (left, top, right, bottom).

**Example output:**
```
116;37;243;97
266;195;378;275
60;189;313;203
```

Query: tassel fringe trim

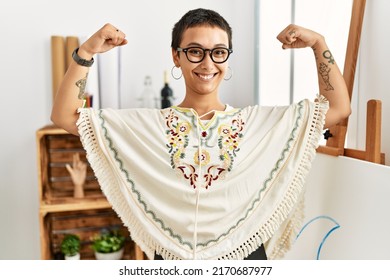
264;95;329;259
77;109;156;260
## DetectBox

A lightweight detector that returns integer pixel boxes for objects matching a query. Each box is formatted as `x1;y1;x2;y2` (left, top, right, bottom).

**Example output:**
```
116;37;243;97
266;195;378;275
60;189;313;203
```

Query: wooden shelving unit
36;125;145;260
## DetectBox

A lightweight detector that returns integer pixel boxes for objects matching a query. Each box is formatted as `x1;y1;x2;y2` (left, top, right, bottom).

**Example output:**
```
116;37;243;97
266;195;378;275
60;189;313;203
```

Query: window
255;0;352;106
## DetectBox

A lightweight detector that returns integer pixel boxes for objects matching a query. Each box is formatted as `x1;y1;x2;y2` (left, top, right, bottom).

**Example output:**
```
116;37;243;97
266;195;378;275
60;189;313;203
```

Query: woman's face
172;25;230;98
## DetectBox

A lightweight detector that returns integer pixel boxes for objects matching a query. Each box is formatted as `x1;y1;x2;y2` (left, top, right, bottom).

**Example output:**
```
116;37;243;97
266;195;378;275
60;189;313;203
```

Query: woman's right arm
51;23;127;135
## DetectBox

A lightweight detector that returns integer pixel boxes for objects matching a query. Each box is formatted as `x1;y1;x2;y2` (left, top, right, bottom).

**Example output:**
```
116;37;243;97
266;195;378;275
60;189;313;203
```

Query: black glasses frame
177;47;233;64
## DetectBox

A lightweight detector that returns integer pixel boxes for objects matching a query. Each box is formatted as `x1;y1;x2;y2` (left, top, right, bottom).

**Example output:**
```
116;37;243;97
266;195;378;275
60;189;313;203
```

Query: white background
0;0;389;259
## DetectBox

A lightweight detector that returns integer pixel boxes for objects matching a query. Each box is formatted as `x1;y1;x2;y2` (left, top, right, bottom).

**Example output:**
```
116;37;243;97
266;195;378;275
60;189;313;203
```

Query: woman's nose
200;51;214;68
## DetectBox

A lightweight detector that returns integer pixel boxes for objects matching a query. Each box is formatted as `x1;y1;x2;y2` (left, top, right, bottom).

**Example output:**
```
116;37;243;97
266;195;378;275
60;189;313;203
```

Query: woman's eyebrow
184;42;228;48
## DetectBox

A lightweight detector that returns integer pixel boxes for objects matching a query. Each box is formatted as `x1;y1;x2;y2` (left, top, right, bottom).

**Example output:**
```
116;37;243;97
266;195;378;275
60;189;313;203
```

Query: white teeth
198;74;214;80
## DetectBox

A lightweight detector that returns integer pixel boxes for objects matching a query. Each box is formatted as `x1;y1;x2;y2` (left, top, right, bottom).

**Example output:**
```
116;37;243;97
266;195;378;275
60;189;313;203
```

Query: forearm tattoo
323;50;335;64
319;62;334;91
317;50;335;91
75;73;88;99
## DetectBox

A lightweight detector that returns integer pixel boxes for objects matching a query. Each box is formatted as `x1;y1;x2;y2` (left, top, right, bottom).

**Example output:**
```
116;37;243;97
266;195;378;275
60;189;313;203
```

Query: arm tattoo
75;73;88;99
323;50;335;64
319;62;334;91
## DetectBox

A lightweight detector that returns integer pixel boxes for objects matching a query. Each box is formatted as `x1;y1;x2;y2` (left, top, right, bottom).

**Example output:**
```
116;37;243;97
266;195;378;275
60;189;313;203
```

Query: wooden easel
316;0;385;165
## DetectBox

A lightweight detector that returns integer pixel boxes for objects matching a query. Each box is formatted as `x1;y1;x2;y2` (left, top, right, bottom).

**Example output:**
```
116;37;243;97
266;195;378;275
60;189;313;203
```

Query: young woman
51;8;350;260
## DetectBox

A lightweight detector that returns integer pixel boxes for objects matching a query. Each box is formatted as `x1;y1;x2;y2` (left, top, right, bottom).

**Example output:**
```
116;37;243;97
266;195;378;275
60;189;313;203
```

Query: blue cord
295;215;340;260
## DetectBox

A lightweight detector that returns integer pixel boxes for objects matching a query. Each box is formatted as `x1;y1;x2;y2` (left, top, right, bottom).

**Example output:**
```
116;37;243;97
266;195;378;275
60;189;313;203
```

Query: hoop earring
224;66;233;81
171;66;182;80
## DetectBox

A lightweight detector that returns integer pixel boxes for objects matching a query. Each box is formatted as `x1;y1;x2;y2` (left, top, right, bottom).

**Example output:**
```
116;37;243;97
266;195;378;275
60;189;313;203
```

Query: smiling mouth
196;73;217;81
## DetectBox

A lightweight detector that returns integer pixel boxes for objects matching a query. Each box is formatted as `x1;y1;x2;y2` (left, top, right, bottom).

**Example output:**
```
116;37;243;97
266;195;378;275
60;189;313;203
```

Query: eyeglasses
177;47;233;64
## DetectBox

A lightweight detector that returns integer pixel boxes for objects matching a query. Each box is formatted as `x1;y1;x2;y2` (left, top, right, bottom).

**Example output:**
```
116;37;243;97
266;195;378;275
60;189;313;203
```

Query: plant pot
94;248;124;260
65;252;80;260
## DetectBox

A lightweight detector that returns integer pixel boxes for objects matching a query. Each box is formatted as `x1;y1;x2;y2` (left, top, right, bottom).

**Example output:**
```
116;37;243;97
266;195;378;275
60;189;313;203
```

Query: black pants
154;243;267;260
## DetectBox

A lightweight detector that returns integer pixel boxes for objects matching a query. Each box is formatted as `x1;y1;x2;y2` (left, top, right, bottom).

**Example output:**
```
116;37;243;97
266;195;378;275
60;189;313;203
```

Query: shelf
40;198;111;214
36;124;146;260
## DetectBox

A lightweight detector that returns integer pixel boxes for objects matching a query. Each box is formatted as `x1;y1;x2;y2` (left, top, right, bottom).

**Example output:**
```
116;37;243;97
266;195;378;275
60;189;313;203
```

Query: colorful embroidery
218;116;245;172
165;109;245;189
165;110;190;168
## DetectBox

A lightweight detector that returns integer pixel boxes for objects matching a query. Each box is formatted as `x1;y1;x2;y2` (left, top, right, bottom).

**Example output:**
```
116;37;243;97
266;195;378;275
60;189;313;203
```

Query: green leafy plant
91;229;125;253
61;234;81;257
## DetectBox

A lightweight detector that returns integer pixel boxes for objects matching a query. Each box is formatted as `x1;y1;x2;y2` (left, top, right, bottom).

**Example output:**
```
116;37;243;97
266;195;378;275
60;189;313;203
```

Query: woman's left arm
277;24;351;128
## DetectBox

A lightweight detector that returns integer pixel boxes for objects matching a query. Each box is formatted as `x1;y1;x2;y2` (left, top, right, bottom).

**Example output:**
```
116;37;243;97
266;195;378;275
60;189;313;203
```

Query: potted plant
61;234;81;260
91;229;126;260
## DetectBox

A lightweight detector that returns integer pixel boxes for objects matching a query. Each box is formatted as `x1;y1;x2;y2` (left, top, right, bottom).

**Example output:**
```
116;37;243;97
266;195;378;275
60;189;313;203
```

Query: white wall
257;0;293;106
0;0;255;259
347;0;390;165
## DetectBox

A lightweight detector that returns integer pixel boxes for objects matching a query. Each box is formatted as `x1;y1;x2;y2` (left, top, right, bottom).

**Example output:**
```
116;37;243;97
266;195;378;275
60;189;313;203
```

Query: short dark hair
171;8;233;50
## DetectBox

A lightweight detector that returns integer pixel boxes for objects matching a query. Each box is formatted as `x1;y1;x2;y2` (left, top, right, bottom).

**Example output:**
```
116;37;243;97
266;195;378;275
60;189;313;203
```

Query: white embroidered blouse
76;96;328;260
